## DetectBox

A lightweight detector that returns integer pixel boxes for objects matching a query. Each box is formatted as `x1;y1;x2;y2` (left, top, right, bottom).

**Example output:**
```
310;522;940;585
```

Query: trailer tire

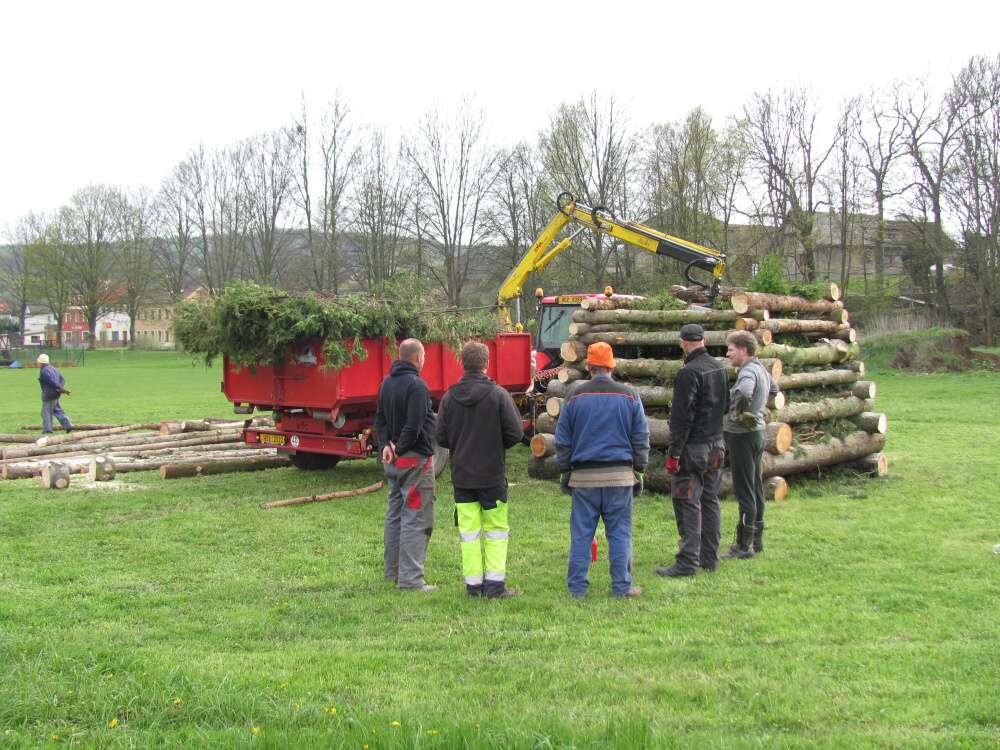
433;445;449;478
290;452;341;471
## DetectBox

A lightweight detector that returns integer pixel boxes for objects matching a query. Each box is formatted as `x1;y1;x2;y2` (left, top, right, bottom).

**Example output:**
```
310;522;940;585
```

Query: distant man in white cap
37;354;73;433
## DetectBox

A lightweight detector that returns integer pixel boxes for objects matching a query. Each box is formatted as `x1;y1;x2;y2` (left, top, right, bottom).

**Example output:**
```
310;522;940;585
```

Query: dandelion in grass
326;706;337;716
51;734;60;741
172;698;183;706
109;718;119;728
293;703;300;712
390;720;400;728
251;726;260;736
427;729;439;736
280;683;288;690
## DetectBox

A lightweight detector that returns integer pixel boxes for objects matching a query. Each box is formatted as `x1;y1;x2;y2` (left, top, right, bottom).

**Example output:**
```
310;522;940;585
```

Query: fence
2;348;86;367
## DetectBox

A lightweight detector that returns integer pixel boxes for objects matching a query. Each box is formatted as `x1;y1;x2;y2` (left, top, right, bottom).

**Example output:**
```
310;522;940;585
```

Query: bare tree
895;77;967;315
1;214;45;339
62;184;122;348
27;217;74;344
713;122;749;254
118;188;158;346
353;129;411;291
827;97;864;291
741;88;835;281
487;142;546;273
540;94;637;289
156;163;196;303
243;128;297;285
406;102;501;306
947;53;1000;344
854;88;907;291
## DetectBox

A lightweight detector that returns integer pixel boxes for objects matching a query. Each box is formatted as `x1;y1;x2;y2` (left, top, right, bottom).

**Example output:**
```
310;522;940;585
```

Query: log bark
633;385;673;407
19;423;161;431
851;412;887;434
111;449;279;475
527;455;561;480
159;454;292;479
582;329;769;348
762;431;886;477
837;361;865;376
827;308;850;324
804;328;858;343
731;292;845;316
853;453;889;476
567;322;622;337
668;285;744;304
756;341;859;367
766;422;794;454
770;396;870;425
0;434;37;444
36;424;149;448
4;459;90;480
530;432;556;458
645;467;788;500
758;318;851;335
535;413;558;435
571;308;762;326
40;462;71;490
544;380;569;399
88;456;116;482
579;295;643;311
777;369;859;391
160;420;213;435
2;430;243;462
260;480;385;509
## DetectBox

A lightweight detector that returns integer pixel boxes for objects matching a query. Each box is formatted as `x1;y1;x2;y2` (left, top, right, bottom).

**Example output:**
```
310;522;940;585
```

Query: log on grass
0;434;38;444
260;480;385;509
160;419;214;435
777;369;860;391
3;459;90;480
644;467;789;501
159;454;291;479
88;456;116;482
770;396;871;425
731;291;845;316
853;452;889;476
851;412;888;435
112;449;279;474
35;423;149;447
2;429;243;462
762;431;886;477
39;461;72;490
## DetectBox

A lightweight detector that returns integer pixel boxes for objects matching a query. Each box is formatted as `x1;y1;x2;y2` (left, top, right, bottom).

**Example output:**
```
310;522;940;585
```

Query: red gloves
665;455;680;475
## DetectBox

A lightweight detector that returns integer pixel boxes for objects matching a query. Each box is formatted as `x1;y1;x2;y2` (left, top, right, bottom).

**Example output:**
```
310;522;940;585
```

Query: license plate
259;433;287;446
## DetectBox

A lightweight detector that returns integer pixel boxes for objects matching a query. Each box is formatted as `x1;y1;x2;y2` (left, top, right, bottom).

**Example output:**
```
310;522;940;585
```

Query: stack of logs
0;417;289;489
528;284;888;499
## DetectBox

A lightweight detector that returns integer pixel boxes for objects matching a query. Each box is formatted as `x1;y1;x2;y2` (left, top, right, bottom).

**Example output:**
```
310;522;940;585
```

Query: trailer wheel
290;452;341;471
433;445;449;478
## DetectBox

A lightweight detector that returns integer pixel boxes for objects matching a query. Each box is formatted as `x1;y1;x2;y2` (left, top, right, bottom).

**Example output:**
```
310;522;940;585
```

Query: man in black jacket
437;341;524;598
657;324;729;577
374;339;438;592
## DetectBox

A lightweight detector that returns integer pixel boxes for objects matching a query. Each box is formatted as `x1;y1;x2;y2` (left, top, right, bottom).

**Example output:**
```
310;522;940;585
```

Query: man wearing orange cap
555;342;650;598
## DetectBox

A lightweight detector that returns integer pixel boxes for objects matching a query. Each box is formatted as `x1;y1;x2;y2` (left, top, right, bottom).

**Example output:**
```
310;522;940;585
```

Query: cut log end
852;381;877;400
89;456;116;482
545;397;563;418
854;452;889;477
768;392;787;411
766;422;793;454
765;476;789;501
40;462;71;490
530;432;556;459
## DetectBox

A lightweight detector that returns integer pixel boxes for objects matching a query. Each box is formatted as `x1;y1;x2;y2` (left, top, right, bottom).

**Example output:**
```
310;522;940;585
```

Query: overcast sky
2;0;998;232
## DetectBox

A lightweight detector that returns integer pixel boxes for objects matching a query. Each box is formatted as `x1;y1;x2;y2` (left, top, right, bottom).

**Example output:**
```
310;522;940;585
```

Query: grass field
2;352;999;748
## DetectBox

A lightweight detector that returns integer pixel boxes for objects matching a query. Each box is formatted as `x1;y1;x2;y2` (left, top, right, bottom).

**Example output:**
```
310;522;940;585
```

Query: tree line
2;52;999;345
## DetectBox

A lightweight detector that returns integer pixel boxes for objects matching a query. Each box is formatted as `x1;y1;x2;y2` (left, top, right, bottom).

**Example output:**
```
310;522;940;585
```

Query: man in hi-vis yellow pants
436;341;524;598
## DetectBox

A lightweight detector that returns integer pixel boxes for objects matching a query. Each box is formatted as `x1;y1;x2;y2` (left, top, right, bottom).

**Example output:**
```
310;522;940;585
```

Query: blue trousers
41;399;72;433
568;486;633;596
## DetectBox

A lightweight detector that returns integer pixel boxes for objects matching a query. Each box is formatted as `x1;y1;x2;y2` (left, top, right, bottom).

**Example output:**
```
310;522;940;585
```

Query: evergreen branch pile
175;281;501;369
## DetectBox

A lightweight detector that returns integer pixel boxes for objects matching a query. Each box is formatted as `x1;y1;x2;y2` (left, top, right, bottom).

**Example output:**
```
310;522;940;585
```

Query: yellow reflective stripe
485;530;508;540
460;531;481;543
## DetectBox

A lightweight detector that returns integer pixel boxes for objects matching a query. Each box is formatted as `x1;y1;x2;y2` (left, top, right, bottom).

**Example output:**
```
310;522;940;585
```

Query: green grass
2;354;1000;748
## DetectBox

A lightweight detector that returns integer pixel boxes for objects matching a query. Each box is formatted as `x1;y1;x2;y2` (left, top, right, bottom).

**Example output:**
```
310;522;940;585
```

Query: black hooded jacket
436;371;524;489
374;360;436;457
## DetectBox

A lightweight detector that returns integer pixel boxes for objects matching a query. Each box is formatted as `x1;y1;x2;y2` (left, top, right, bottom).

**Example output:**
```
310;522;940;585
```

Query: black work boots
721;523;755;560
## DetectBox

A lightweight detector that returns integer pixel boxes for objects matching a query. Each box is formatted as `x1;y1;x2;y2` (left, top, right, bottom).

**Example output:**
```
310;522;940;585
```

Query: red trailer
222;333;533;470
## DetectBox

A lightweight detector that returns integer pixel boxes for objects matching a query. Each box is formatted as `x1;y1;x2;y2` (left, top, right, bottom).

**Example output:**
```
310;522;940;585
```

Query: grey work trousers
725;430;766;530
383;452;436;588
41;399;72;433
671;438;725;572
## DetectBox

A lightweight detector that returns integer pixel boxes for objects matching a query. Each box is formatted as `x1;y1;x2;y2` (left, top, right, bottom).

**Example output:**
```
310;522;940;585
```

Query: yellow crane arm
497;192;727;327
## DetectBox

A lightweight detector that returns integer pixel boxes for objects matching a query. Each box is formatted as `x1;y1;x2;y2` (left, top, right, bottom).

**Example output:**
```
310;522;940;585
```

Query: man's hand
62;389;71;396
381;442;397;464
738;411;758;430
665;455;680;475
632;472;644;497
559;472;572;496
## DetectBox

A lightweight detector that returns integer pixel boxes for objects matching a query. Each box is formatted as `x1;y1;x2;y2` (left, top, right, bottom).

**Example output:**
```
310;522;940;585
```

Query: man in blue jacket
555;342;650;598
374;339;438;593
37;353;73;433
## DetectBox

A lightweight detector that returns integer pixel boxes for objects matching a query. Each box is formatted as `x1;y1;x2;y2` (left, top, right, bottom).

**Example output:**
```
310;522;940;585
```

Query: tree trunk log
544;379;569;399
777;369;859;391
568;322;622;337
527;455;561;480
36;424;148;448
731;292;846;316
762;431;886;477
260;480;385;509
851;381;877;399
580;295;643;311
851;412;887;434
572;308;766;326
160;420;214;435
766;422;794;454
535;413;558;435
560;339;588;363
668;285;744;304
159;454;292;480
3;459;90;480
557;366;585;383
770;396;871;425
853;453;889;476
582;329;771;348
530;432;556;458
88;456;116;482
0;434;37;444
804;328;858;343
756;341;859;367
40;462;72;490
633;385;673;407
2;430;243;462
768;392;787;411
759;318;851;335
645;466;788;500
545;397;563;418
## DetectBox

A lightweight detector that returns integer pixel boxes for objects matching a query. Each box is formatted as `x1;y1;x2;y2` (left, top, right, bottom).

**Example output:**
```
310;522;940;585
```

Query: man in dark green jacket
437;341;524;598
